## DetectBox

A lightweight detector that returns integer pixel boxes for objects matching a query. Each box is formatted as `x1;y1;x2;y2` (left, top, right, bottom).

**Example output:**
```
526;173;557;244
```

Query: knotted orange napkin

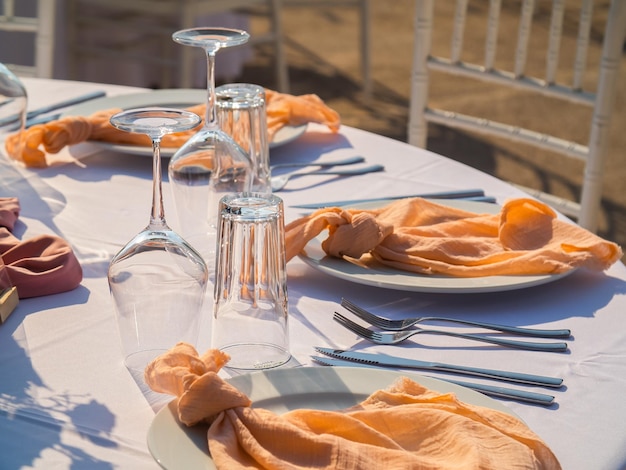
264;89;341;137
5;90;340;168
145;342;561;469
285;197;621;276
0;197;82;298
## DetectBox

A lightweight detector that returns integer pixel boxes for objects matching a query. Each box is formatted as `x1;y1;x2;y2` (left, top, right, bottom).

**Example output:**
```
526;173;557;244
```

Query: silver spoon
270;164;385;191
270;155;365;171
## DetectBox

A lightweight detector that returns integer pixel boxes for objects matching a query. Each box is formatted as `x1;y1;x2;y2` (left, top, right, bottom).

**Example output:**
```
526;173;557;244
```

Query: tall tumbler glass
216;83;271;194
0;63;27;164
212;193;290;370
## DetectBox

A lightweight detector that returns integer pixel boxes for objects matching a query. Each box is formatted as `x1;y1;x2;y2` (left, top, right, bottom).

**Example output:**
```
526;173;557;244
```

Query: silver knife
25;113;61;128
290;189;490;209
311;356;555;406
314;347;563;388
25;90;106;120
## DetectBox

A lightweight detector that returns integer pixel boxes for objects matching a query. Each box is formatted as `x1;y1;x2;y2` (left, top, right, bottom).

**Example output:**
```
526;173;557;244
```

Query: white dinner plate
298;198;571;294
61;89;307;157
146;366;518;470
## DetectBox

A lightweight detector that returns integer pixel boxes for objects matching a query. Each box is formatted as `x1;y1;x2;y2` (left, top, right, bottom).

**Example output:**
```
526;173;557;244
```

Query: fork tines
333;312;376;340
341;298;396;328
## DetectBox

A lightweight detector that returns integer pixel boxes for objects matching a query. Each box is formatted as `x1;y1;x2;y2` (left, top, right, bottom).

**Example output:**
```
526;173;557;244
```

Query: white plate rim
298;198;571;294
61;89;307;157
146;366;519;470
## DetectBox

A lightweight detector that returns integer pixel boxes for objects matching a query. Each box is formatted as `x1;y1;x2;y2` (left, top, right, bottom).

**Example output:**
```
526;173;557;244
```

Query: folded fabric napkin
5;89;341;168
0;197;82;298
285;197;622;276
145;342;561;469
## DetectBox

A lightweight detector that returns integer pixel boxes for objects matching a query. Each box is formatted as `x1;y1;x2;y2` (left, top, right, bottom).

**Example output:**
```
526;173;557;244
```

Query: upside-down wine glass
168;27;253;267
0;62;27;162
108;107;208;374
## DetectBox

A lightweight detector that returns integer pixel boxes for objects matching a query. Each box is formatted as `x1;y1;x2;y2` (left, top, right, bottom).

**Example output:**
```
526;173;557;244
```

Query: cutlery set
270;163;385;192
314;298;572;406
269;155;386;191
311;355;556;406
270;159;498;196
290;189;497;208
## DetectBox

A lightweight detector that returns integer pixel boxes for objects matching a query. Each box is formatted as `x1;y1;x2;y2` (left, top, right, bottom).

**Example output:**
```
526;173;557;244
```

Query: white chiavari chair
407;0;626;232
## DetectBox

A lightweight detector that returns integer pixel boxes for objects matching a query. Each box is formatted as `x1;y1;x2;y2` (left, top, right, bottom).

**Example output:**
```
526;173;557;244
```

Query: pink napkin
0;197;82;298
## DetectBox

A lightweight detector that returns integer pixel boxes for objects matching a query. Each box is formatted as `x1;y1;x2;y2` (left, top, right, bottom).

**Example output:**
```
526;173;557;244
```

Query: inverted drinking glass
107;107;209;374
216;83;271;193
168;27;253;266
212;193;291;370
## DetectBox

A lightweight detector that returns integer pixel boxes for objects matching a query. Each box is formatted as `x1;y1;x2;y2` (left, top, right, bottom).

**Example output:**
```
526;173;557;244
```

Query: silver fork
341;298;571;338
333;312;569;351
269;155;365;171
270;164;384;191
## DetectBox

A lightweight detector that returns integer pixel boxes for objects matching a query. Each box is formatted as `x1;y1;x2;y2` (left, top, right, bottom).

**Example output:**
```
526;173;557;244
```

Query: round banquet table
1;79;625;470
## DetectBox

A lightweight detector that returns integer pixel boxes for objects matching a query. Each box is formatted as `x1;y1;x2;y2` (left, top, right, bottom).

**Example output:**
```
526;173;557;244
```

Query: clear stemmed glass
108;107;209;374
168;27;253;267
0;63;27;163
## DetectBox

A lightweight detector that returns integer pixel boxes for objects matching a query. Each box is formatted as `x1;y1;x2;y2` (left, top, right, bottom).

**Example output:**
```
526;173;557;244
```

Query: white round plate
61;89;307;157
146;366;518;470
298;199;571;294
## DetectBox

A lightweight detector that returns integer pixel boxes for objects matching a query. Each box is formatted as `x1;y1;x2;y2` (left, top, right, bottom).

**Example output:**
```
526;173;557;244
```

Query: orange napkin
145;342;561;470
0;197;82;298
285;197;622;276
5;90;340;168
264;89;340;138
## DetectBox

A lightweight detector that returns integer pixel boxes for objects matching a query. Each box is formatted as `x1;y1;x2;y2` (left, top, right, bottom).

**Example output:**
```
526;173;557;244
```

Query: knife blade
25;112;61;129
289;189;490;209
25;90;106;120
314;347;563;388
311;356;555;406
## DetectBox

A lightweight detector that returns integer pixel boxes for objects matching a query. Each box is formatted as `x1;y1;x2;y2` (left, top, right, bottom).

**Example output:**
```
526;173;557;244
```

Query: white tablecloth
1;79;625;470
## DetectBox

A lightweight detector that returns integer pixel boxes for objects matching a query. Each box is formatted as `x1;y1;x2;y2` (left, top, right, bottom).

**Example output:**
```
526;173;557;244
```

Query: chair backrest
407;0;626;232
0;0;55;77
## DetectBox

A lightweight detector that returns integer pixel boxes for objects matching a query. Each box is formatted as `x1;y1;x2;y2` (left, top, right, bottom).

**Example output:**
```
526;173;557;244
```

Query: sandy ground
236;0;625;257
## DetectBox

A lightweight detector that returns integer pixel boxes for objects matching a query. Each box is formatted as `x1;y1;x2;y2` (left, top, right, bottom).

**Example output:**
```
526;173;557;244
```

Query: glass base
220;343;291;370
124;348;169;374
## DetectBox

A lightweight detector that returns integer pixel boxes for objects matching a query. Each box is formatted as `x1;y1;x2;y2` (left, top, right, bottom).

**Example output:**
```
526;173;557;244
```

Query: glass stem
150;137;167;228
205;49;219;130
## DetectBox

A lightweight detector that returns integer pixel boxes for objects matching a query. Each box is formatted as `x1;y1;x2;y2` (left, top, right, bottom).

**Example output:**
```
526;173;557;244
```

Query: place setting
58;88;309;157
4;28;340;170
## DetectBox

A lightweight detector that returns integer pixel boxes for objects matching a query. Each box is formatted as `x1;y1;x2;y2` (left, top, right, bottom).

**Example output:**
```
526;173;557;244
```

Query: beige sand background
237;1;625;257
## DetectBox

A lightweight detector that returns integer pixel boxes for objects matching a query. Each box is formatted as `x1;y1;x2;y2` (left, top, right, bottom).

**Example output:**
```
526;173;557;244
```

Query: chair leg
178;2;196;89
407;0;434;147
270;0;290;92
36;0;56;78
359;0;372;97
